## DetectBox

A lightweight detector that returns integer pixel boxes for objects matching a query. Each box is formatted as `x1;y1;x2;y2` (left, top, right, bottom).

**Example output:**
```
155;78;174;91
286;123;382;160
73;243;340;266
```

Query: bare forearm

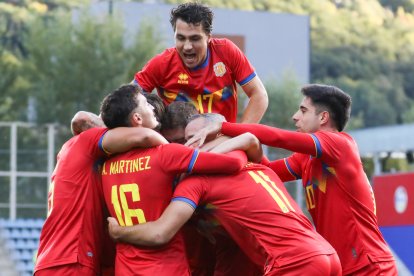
103;127;168;154
111;221;169;246
108;202;194;247
210;133;262;163
240;94;268;123
240;77;268;124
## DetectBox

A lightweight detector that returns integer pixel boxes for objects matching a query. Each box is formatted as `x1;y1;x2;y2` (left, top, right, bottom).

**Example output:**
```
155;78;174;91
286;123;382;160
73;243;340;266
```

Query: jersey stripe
239;71;257;86
284;158;300;179
187;150;200;173
98;130;110;155
310;133;322;158
172;197;197;209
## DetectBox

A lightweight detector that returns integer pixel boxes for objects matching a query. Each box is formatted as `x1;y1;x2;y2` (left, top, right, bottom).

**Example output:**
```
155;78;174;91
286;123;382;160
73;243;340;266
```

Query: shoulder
79;127;107;140
150;47;179;64
314;130;355;145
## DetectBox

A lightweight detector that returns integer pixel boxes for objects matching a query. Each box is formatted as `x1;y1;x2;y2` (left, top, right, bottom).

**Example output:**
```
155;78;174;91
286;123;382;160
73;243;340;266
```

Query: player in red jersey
133;2;268;123
187;84;398;275
161;101;198;144
161;106;262;276
99;85;248;276
35;108;168;276
106;114;342;275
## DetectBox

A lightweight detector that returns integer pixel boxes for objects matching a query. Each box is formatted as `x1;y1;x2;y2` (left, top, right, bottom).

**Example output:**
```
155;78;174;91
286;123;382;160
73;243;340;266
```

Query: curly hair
170;2;213;35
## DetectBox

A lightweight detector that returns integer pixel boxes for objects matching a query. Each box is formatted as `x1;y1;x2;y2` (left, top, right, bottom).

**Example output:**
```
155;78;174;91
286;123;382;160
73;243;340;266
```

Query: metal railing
0;122;56;220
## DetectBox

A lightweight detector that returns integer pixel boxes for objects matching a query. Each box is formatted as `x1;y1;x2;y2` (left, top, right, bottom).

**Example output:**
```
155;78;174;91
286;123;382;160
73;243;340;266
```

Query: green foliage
261;72;302;129
163;0;414;128
23;10;165;124
1;0;414;128
125;19;166;80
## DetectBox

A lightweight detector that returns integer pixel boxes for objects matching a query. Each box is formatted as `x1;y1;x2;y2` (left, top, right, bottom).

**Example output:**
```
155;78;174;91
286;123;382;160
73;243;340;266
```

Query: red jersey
134;38;256;122
101;144;246;276
173;163;335;273
35;128;108;274
221;122;395;274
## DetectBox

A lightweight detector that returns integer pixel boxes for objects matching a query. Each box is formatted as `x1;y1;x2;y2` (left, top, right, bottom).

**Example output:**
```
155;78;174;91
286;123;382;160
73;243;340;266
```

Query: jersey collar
190;49;210;71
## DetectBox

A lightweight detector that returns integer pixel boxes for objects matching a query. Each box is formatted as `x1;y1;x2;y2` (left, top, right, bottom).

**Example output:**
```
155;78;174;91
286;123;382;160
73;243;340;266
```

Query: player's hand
185;122;222;148
107;217;121;241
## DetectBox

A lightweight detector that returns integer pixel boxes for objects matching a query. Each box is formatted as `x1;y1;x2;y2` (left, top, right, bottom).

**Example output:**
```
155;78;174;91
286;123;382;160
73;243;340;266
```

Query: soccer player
106;114;342;275
99;85;248;275
186;84;398;275
133;2;268;123
161;101;198;144
35;110;168;276
144;93;165;131
161;109;262;276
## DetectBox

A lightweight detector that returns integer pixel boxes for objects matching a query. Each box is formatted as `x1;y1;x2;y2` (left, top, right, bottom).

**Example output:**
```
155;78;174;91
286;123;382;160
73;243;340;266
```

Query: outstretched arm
187;122;318;157
102;127;168;155
108;201;194;246
220;122;318;156
71;111;168;155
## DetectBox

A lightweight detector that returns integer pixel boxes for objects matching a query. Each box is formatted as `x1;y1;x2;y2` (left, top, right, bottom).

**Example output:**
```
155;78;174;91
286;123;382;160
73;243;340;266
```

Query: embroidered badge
213;62;226;77
178;73;189;84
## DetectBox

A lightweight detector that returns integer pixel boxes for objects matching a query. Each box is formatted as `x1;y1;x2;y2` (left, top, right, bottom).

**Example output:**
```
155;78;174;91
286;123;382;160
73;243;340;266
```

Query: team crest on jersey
178;73;189;84
213;62;226;77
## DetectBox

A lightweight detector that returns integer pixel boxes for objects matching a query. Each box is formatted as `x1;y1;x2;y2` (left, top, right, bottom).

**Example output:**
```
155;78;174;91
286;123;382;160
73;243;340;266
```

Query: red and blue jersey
101;144;246;276
220;122;395;274
173;163;335;273
35;127;108;274
134;38;256;122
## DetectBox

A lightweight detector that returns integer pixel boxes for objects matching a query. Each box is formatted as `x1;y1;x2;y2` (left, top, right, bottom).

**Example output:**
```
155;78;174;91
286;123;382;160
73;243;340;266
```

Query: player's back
101;144;191;276
35;127;107;274
181;162;336;272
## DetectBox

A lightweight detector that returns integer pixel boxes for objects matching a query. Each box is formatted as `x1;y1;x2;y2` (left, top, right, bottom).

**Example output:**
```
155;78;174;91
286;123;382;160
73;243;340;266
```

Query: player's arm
240;76;268;124
184;150;247;174
208;133;263;163
108;201;194;246
220;122;321;156
163;144;247;175
101;127;168;155
187;122;320;157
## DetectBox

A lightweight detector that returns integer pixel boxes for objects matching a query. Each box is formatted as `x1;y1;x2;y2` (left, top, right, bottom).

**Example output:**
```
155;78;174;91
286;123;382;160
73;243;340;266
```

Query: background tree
23;10;164;125
163;0;414;128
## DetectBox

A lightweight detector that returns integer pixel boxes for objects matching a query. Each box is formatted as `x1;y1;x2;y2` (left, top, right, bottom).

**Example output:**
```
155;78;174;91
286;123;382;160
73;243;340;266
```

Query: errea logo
178;73;189;84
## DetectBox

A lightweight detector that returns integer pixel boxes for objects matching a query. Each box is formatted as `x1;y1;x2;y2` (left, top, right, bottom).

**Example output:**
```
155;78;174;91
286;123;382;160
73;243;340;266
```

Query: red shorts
266;253;342;276
35;263;97;276
345;259;398;276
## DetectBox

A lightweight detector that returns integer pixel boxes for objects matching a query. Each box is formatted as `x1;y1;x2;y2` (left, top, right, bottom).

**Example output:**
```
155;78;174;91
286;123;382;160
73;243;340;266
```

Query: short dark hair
145;93;165;129
301;84;351;131
188;113;226;127
100;84;141;129
170;2;213;35
161;101;198;132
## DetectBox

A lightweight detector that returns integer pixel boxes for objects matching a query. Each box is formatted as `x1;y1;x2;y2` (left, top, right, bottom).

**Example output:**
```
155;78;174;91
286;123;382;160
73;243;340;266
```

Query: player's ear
130;112;143;127
320;111;330;125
